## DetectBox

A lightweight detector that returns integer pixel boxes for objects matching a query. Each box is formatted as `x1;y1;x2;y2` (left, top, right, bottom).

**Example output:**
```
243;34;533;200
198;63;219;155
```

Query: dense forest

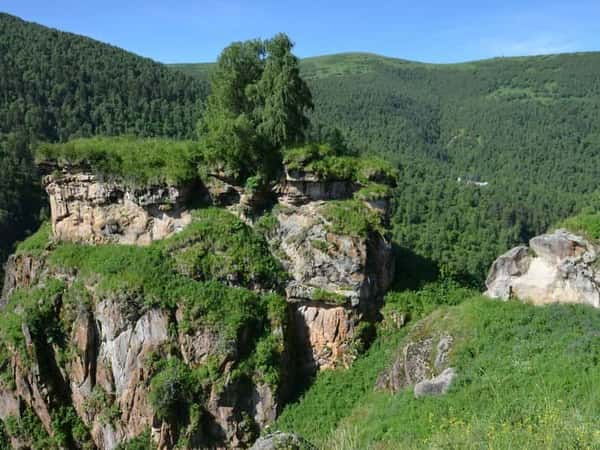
3;12;600;286
178;52;600;284
0;13;207;278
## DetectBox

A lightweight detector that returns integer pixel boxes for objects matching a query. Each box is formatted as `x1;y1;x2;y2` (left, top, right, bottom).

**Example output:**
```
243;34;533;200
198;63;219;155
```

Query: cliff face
0;162;395;448
267;201;393;370
485;230;600;308
0;256;280;449
44;170;191;245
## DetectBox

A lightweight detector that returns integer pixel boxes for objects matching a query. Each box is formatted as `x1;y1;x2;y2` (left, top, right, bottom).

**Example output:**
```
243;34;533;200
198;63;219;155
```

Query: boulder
485;230;600;308
414;367;456;397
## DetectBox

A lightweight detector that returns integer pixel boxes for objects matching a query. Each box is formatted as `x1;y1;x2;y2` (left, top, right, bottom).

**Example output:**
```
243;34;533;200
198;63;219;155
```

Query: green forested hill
0;13;207;276
173;52;600;283
2;10;600;286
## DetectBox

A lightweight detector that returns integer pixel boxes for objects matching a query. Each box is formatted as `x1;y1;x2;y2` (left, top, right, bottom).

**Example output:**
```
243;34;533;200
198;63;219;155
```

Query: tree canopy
198;33;313;181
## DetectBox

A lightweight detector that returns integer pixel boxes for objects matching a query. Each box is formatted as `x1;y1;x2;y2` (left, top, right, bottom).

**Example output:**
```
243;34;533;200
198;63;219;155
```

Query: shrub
149;358;197;421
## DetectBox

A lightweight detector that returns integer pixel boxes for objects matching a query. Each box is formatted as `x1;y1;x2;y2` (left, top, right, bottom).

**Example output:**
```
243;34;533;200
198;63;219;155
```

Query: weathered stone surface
485;230;600;308
271;202;392;307
414;367;456;397
1;253;46;304
250;432;317;450
276;170;356;206
267;201;393;370
292;303;357;371
43;171;191;244
375;333;454;394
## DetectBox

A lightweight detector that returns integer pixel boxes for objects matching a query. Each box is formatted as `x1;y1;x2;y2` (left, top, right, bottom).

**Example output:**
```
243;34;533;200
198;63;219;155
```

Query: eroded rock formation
485;229;600;308
43;169;191;245
0;256;279;449
0;159;397;448
268;200;394;371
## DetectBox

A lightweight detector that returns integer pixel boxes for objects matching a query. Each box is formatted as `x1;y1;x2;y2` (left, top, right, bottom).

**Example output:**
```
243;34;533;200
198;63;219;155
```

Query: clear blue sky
3;0;600;63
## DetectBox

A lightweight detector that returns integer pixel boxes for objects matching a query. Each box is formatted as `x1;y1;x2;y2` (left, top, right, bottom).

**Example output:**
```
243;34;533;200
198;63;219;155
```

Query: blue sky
3;0;599;63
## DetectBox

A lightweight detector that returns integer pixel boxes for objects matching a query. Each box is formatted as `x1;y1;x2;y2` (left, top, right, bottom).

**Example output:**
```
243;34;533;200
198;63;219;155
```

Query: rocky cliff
485;229;600;308
43;167;192;245
0;154;396;448
266;200;393;371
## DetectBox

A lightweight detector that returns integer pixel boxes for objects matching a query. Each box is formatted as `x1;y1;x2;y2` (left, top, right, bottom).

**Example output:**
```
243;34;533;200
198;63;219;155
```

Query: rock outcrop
0;255;281;450
43;169;191;245
267;200;394;371
250;432;316;450
376;332;455;397
485;229;600;308
0;156;397;448
276;170;356;206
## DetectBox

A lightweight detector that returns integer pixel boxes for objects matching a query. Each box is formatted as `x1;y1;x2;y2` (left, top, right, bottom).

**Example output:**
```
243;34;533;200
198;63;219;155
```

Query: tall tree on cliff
198;33;313;182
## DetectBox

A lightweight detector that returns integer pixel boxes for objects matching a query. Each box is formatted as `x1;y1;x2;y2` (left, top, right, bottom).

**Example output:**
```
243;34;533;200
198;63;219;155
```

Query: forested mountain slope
0;13;208;279
174;52;600;283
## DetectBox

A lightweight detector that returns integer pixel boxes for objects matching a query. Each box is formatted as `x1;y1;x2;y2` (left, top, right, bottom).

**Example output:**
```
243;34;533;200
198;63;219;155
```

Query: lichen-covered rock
43;170;191;244
250;431;317;450
485;229;600;307
414;367;456;397
267;201;393;370
375;332;454;394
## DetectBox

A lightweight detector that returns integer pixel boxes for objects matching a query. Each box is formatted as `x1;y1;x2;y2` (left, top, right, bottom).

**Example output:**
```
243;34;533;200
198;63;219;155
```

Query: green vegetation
321;200;384;238
283;143;398;186
178;51;600;284
275;291;600;449
115;430;157;450
164;208;286;289
354;183;392;201
198;33;312;181
4;408;54;450
36;137;201;186
310;288;348;305
556;207;600;242
0;279;66;364
15;221;52;255
149;357;202;421
0;12;207;284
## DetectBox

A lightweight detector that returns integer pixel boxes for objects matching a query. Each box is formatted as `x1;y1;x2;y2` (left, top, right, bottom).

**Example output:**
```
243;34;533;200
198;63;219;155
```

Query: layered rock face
276;169;356;206
268;200;394;371
0;258;279;449
43;170;191;245
485;230;600;308
1;157;397;448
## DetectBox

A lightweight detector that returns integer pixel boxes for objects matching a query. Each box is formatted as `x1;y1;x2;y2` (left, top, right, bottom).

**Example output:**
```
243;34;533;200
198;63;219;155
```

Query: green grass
15;222;52;255
36;136;202;186
321;200;385;238
163;208;286;289
354;184;393;201
274;293;600;449
283;144;398;186
556;208;600;242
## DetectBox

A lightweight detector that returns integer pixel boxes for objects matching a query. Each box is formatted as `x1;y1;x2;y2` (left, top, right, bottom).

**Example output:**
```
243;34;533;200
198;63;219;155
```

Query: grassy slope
274;294;600;449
